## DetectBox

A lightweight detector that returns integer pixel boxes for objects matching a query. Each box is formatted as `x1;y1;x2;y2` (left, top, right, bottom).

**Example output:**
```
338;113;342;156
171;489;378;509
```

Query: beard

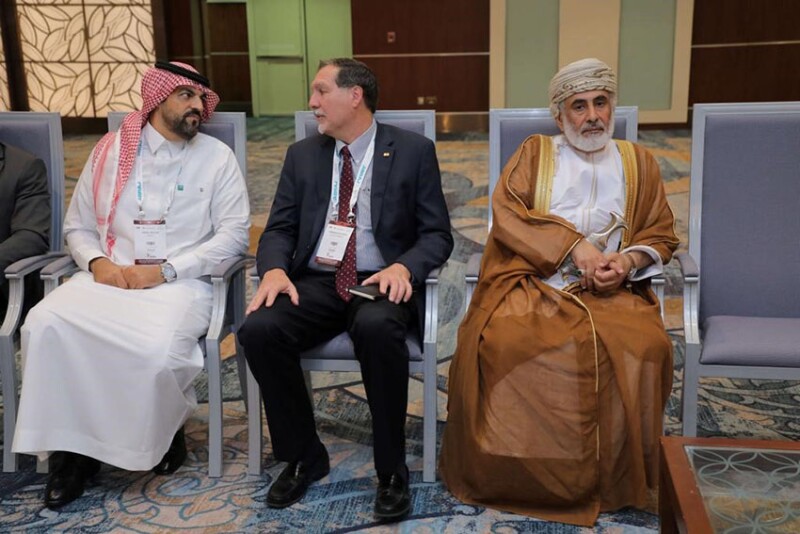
563;113;615;153
168;110;201;140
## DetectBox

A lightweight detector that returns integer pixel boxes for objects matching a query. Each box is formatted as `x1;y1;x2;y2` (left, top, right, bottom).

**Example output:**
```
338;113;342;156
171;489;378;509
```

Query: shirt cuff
168;252;200;281
621;245;663;281
72;247;108;273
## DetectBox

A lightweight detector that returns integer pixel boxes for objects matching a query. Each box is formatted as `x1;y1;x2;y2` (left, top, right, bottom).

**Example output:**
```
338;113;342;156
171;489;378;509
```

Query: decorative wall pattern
0;24;8;111
17;0;155;117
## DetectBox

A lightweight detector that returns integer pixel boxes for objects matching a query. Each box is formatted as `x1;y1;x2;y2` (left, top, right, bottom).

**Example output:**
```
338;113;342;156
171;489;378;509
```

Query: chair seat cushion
300;332;423;361
702;315;800;366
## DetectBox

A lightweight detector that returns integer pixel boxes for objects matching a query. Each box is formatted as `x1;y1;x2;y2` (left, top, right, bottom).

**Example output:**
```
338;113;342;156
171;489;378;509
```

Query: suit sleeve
394;139;454;283
256;143;301;277
0;157;51;274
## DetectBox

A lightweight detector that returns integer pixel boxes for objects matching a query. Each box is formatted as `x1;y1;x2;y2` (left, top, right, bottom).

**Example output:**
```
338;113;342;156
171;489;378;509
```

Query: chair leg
422;342;437;483
303;369;314;407
36;457;48;473
681;343;701;437
234;341;249;412
1;333;19;472
246;363;262;476
205;340;224;478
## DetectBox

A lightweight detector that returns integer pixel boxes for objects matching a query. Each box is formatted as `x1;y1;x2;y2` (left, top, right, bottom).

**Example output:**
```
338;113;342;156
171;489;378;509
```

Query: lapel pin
383;152;390;157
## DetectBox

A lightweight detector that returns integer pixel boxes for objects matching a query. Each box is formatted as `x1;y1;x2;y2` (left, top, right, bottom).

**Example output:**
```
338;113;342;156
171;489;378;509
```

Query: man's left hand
123;265;164;289
362;263;413;304
592;252;631;293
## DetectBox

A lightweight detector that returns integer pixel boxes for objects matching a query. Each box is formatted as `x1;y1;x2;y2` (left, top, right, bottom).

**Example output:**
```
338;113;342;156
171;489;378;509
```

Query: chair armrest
210;255;253;284
247;265;260;289
39;255;80;279
423;265;443;345
425;267;441;285
675;251;699;281
39;255;79;296
675;251;700;345
465;252;481;283
4;252;67;280
208;255;253;342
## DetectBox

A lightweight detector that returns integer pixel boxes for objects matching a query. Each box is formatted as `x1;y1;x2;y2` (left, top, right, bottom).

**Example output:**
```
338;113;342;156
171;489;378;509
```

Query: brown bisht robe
440;135;679;527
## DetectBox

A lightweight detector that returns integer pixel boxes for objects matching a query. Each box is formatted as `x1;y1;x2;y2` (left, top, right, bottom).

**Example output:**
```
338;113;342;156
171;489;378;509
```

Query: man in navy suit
238;58;452;520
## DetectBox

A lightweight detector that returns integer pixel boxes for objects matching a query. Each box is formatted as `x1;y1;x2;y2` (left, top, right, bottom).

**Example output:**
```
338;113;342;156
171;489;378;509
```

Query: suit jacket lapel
310;136;335;244
371;123;394;229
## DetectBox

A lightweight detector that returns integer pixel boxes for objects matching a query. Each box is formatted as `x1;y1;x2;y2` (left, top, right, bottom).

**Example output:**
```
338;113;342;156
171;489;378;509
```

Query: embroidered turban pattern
548;58;617;118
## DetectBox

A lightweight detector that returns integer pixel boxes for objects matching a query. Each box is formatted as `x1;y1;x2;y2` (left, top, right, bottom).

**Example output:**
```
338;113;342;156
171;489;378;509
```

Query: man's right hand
570;239;608;292
89;257;129;289
246;268;299;315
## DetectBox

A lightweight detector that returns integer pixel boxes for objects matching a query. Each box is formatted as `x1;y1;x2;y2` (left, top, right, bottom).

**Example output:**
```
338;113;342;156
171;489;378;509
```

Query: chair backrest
488;106;638;229
690;102;800;322
0;112;65;252
107;111;248;176
295;110;436;143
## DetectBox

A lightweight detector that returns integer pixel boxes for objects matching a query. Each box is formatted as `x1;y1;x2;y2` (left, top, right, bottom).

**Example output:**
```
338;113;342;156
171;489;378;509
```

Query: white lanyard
330;131;377;222
134;139;188;220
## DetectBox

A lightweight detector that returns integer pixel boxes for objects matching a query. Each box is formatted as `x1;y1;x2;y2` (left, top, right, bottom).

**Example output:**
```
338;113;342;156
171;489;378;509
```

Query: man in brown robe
439;58;679;527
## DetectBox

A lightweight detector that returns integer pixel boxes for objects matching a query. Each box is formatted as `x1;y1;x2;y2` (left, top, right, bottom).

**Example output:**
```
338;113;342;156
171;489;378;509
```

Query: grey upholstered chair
679;102;800;437
30;111;252;477
246;110;440;482
0;112;64;472
465;107;641;307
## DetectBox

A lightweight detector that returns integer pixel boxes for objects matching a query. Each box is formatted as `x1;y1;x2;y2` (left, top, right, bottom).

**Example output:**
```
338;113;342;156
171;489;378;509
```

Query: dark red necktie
335;145;357;301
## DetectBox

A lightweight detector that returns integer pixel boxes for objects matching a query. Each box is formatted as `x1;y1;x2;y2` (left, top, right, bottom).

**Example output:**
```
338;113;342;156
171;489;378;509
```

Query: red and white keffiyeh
91;62;220;254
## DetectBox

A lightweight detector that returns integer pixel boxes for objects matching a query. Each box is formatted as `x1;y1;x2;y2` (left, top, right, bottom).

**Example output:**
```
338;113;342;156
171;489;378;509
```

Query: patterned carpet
1;117;798;533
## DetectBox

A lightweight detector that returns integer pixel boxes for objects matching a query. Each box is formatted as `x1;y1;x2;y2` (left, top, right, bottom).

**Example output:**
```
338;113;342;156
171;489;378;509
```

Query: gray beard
563;114;615;153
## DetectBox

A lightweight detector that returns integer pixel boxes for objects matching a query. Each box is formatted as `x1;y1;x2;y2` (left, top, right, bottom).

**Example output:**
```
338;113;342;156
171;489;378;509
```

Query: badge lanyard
330;130;377;222
134;139;189;221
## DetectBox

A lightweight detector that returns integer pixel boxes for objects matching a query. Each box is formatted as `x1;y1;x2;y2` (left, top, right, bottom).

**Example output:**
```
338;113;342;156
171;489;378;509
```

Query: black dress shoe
45;452;100;510
375;466;410;521
153;427;187;475
266;448;330;508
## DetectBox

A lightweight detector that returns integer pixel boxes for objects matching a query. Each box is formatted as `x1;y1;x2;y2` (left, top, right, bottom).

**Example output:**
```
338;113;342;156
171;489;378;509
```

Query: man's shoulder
376;122;433;148
190;131;237;159
1;142;40;165
613;138;656;163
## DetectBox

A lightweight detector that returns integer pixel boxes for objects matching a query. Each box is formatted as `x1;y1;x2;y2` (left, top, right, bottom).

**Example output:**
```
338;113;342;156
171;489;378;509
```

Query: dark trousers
237;272;414;477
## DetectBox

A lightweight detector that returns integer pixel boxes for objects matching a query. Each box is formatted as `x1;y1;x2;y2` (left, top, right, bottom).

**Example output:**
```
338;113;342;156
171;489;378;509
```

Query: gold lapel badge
383;152;390;157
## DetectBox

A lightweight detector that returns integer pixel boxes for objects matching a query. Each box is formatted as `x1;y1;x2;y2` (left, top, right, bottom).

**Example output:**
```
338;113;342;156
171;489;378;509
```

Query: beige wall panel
558;0;621;72
639;0;692;123
489;0;506;108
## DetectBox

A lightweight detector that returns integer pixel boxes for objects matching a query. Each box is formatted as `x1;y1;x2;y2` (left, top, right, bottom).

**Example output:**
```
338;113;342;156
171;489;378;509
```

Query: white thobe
544;135;663;290
12;123;250;470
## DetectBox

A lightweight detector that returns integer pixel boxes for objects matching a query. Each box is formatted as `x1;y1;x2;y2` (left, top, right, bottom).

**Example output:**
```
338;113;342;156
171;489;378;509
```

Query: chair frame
247;109;440;482
679;101;800;437
1;112;65;472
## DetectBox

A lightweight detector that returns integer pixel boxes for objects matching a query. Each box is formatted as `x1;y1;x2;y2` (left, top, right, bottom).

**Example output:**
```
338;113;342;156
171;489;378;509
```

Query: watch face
162;263;177;281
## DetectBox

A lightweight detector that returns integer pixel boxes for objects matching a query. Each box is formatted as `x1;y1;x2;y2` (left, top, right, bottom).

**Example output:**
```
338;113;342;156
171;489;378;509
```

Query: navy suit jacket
256;122;453;326
0;143;50;319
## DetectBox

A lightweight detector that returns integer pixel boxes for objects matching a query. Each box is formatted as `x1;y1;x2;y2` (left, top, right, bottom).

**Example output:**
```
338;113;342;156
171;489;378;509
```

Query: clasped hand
91;258;164;290
570;240;632;293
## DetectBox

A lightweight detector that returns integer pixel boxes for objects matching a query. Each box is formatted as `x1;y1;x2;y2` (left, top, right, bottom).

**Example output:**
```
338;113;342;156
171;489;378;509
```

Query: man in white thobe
12;61;250;510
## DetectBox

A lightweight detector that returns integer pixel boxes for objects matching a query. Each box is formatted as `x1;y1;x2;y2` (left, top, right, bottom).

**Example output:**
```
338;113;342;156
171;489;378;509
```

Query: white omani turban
548;58;617;118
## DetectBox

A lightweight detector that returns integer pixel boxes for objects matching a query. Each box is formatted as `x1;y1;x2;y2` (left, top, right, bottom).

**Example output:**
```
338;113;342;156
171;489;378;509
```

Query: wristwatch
625;254;638;280
160;262;177;283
